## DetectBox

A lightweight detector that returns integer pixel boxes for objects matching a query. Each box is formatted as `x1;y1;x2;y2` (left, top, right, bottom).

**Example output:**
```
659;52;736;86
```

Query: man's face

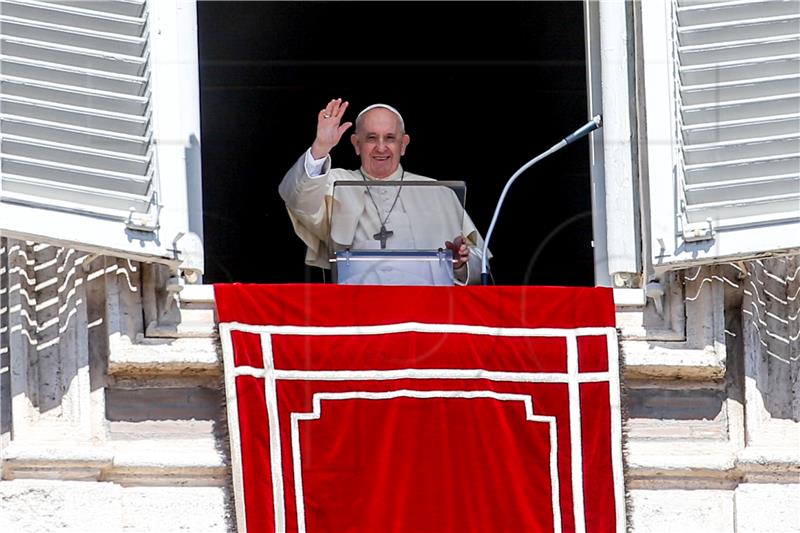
351;108;410;179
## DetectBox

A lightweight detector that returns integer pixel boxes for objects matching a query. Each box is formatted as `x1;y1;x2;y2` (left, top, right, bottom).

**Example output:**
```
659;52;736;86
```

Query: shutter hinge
682;218;715;243
126;207;160;232
126;193;162;232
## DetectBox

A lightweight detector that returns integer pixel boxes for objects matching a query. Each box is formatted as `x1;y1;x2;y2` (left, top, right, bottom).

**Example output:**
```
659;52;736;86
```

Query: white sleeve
304;149;328;177
279;150;331;216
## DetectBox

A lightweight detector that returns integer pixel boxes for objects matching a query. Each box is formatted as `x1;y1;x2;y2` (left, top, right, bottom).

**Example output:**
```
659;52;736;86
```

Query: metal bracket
125;207;160;232
645;279;666;316
682;218;715;243
162;274;185;314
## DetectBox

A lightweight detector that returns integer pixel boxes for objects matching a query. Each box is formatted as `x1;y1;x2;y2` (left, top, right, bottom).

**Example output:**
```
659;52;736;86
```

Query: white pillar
598;0;640;281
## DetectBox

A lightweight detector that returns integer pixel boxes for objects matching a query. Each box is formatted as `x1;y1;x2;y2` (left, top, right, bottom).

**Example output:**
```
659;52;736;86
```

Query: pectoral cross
373;225;394;249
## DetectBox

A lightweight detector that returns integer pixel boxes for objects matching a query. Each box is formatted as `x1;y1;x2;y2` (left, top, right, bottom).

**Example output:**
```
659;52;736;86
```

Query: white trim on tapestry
261;333;287;533
219;322;248;533
567;332;587;533
223;321;611;338
270;369;611;383
233;365;267;378
233;362;613;384
289;390;562;533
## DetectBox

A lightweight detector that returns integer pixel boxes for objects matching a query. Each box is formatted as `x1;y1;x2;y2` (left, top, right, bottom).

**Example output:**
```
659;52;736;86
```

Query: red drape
216;284;623;533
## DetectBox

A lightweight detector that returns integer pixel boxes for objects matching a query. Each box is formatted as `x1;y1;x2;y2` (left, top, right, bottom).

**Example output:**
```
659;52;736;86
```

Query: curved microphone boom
480;115;603;285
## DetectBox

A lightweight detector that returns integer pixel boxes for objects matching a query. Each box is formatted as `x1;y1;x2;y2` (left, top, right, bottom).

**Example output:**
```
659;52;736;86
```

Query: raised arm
279;99;354;214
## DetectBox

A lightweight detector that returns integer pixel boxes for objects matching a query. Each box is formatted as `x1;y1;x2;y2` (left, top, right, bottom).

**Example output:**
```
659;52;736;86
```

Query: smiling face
351;108;410;179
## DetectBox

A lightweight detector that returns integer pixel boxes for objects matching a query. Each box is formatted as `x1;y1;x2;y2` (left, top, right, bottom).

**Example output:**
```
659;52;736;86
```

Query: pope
279;98;487;284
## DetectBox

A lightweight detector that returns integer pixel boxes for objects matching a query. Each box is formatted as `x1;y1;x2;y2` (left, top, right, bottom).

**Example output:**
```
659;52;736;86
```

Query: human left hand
445;235;470;270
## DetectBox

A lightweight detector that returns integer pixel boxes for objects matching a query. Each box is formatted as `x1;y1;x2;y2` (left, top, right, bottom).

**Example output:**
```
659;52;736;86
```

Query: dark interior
198;1;593;285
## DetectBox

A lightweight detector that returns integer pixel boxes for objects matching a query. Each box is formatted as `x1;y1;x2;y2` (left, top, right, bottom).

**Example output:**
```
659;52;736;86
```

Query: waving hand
310;98;353;159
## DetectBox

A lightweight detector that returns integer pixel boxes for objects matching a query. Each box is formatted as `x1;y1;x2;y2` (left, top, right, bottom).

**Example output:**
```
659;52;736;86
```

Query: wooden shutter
0;0;202;267
643;0;800;269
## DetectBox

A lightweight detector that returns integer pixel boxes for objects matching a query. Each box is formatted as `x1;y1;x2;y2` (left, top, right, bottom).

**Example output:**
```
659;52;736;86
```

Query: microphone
480;115;603;285
564;115;603;145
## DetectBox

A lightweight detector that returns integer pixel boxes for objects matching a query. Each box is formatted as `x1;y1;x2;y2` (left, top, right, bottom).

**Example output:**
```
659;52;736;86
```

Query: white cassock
279;150;488;285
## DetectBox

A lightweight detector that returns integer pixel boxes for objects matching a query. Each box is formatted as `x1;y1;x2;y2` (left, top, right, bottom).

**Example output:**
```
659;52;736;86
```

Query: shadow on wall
186;134;204;247
742;255;800;422
1;239;10;436
8;242;90;415
0;240;136;420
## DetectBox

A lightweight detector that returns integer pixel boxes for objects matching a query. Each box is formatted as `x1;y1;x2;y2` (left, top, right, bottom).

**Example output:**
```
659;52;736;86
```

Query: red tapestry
215;284;625;533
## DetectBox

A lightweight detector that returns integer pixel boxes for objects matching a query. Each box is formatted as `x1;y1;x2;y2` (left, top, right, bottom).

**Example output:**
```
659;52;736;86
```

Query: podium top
328;180;468;257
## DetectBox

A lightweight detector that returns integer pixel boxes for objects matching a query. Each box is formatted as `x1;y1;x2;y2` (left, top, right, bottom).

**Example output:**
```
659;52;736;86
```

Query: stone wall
1;238;798;532
0;238;230;532
623;259;800;532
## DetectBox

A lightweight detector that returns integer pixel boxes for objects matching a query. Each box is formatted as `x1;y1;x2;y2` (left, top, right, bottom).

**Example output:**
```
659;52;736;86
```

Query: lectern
328;180;467;285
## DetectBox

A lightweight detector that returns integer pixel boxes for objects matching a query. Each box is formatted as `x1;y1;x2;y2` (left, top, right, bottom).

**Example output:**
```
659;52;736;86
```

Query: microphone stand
480;115;603;285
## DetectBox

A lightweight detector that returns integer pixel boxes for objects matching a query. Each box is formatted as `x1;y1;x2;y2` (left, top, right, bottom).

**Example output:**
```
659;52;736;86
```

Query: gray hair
355;103;405;134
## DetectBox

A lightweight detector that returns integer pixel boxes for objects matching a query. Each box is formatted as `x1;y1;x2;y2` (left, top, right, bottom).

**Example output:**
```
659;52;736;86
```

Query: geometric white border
290;390;560;533
219;322;626;533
